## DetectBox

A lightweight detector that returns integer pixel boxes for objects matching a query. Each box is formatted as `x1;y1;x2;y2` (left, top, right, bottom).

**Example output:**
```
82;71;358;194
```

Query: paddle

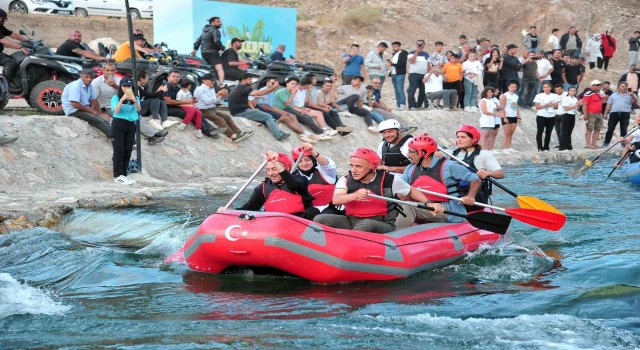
568;125;640;180
367;193;511;235
415;188;566;231
437;146;564;215
608;148;632;178
223;159;269;210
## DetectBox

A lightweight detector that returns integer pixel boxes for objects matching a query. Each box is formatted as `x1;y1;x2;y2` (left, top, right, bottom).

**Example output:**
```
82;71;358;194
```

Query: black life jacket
452;147;492;204
294;168;336;207
381;135;412;167
410;158;460;202
630;142;640;164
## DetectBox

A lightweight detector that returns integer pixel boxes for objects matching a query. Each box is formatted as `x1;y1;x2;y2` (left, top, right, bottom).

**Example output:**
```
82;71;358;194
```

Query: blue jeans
520;79;538;107
563;83;578;92
391;74;406;107
407;73;426;108
234;108;284;139
463;79;478;108
370;110;385;123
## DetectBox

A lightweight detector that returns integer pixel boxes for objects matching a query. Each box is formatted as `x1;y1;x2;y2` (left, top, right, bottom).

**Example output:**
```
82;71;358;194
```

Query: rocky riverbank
0;109;632;232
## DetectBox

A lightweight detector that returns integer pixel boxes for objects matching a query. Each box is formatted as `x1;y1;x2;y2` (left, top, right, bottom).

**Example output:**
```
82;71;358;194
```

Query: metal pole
125;0;141;172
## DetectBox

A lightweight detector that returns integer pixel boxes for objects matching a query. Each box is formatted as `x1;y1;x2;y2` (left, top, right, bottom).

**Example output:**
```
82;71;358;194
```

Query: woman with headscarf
599;30;617;71
585;34;602;70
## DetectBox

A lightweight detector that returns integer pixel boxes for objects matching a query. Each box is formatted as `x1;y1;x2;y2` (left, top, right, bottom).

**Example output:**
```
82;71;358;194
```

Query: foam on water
0;273;70;318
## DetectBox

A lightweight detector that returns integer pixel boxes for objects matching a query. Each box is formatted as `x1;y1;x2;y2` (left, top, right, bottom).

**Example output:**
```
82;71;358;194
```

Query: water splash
0;273;70;318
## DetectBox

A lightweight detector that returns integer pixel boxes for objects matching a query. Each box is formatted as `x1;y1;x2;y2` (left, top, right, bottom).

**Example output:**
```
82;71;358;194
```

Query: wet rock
112;197;131;207
3;216;34;231
37;205;73;228
55;197;78;205
77;198;99;208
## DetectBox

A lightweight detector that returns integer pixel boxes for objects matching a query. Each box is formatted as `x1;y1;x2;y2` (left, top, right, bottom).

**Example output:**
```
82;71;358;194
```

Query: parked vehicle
72;0;152;19
0;0;74;15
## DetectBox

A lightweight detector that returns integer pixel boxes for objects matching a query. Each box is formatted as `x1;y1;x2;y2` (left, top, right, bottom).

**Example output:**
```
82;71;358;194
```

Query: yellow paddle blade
516;196;564;215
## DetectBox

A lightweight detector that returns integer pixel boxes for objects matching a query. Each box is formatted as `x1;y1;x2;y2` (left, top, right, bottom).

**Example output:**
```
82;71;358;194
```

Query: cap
201;73;216;81
132;34;145;41
506;44;518;50
120;77;134;87
590;79;602;86
231;37;245;44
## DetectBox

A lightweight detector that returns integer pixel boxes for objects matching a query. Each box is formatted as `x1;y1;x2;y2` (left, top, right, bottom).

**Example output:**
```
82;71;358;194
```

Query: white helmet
378;119;402;132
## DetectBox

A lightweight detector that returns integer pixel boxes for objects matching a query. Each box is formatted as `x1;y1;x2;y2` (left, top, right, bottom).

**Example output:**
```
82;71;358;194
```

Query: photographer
0;9;29;84
110;78;140;185
520;51;538;107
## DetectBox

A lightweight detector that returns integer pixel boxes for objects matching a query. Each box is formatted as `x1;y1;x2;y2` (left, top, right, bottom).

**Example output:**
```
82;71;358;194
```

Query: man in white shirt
423;68;458;110
535;50;554;93
407;39;431;110
91;62;120;116
548;28;560;51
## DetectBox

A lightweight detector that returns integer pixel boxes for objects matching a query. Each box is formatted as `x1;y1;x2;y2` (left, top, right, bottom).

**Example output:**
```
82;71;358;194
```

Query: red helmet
266;152;292;171
408;135;438;157
291;146;313;162
350;147;380;170
456;124;481;144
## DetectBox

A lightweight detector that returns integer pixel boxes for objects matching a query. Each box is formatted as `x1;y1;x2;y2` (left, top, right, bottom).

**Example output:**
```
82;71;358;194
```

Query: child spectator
175;78;204;138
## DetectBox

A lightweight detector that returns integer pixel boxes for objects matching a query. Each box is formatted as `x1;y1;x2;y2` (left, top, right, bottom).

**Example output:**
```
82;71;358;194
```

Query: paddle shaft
608;149;633;177
223;159;268;210
437;146;518;197
367;193;469;221
591;125;639;164
416;188;504;212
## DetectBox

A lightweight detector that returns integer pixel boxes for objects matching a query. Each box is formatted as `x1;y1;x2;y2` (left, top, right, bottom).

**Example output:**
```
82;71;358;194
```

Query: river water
1;163;639;349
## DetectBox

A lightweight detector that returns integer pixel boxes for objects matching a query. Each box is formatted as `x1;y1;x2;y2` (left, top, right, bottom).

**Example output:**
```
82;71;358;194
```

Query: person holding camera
407;39;430;110
341;44;365;85
110;78;140;185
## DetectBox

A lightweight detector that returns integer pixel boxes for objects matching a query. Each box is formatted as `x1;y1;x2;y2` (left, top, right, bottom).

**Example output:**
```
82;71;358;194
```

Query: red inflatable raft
181;210;503;283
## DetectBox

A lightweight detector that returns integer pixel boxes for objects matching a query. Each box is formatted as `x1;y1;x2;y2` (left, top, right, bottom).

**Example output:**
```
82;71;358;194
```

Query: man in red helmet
396;135;480;229
230;151;317;219
291;143;339;214
314;147;439;233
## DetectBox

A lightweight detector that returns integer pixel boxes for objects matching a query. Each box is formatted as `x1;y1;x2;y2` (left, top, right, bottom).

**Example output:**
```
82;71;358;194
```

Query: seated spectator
175;79;204;138
62;68;111;137
335;76;376;131
133;29;160;54
194;73;254;143
423;68;458;110
112;34;147;63
304;74;353;135
268;44;286;62
56;30;108;61
221;37;245;81
227;72;290;141
135;70;179;131
369;77;416;132
110;78;141;185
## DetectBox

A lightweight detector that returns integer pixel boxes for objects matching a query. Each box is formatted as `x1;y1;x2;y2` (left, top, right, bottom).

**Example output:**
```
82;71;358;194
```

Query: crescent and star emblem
224;225;249;241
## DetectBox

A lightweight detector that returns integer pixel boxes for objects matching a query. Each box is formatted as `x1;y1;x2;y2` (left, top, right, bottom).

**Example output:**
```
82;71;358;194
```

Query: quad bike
0;30;101;115
289;55;336;86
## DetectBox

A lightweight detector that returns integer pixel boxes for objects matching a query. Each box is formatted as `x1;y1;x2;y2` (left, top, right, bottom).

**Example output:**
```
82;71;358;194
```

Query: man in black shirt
227;72;289;140
56;30;107;61
221;38;244;81
549;49;565;87
562;56;583;90
0;10;29;84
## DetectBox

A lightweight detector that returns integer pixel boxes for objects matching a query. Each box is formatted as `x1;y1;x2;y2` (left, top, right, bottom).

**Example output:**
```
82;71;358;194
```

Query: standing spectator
194;73;254;143
557;86;579;150
478;87;502;152
619;64;640;94
483;48;502;89
533;82;559;151
499;81;521;153
599;31;616;71
562;56;584;91
523;26;541;52
442;53;463;109
500;44;523;94
192;16;225;84
387;41;408;110
553;85;566;147
268;44;286;62
341;44;365;85
430;41;448;68
458;35;468;50
581;80;605;149
406;39;430;110
547;28;561;52
585;34;603;70
476;38;491;57
227;72;290;141
61;69;111;138
519;51;538;107
549;49;565;87
603;82;637;146
560;26;582;58
628;31;640;67
0;9;29;85
536;50;554;93
364;42;388;86
462;52;483;111
110;78;140;185
221;38;246;81
423;68;458;110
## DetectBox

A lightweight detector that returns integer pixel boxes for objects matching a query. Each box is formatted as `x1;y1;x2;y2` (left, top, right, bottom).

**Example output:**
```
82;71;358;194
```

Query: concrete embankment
0;109;631;232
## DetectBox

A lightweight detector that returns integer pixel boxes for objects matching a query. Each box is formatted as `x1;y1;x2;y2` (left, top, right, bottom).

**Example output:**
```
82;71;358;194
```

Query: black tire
0;98;8;111
30;80;67;115
9;1;28;14
130;9;141;19
75;8;88;17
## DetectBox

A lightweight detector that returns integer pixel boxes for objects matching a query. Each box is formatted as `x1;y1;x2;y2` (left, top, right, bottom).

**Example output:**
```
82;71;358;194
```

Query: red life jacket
306;169;336;207
410;158;458;202
344;170;393;218
262;180;305;214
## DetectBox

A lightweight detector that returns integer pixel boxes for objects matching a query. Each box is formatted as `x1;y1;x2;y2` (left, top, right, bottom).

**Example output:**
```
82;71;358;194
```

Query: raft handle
229;250;250;255
365;255;384;260
238;214;255;221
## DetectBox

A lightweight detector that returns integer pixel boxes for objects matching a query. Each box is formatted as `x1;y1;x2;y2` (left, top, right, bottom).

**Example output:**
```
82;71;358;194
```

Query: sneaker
125;176;137;184
502;149;511;154
367;125;378;132
177;123;186;131
464;107;472;112
397;104;407;111
114;175;134;185
507;148;519;153
323;129;338;136
162;120;180;129
491;149;500;155
409;107;416;111
336;126;354;133
299;134;317;143
148;119;164;131
195;129;204;138
232;131;254;143
318;133;333;141
276;132;291;141
307;133;322;141
147;135;165;145
156;131;169;137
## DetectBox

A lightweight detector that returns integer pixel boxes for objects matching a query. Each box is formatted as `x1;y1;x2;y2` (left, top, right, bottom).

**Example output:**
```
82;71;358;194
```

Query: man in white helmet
376;119;413;173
